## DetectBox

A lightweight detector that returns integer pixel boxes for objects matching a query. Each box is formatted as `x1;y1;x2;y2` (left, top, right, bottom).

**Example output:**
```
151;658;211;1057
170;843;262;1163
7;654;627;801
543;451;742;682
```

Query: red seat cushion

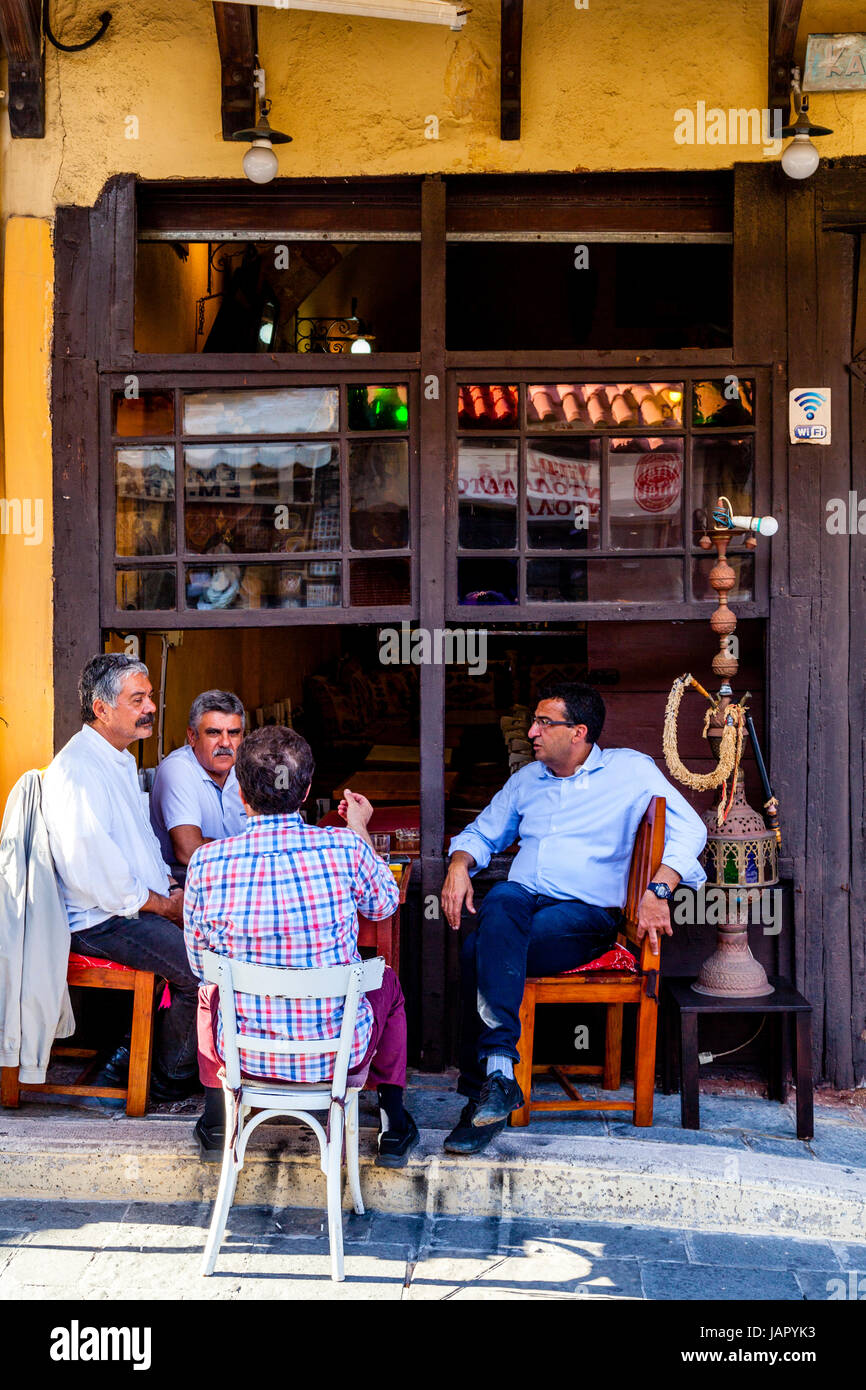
559;943;638;976
68;952;134;973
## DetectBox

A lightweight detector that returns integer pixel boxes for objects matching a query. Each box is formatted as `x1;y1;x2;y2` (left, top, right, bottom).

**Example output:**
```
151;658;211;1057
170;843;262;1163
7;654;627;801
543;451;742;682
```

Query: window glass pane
116;568;176;610
610;438;684;549
693;436;754;548
527;558;683;603
526;439;600;549
458;439;518;548
458;385;518;430
182;388;338;435
115;447;175;556
457;557;518;605
347;385;409;431
113;392;174;437
348;440;409;549
693;554;754;602
184;443;340;554
526;383;683;429
693;378;754;426
350;558;411;605
184;561;341;610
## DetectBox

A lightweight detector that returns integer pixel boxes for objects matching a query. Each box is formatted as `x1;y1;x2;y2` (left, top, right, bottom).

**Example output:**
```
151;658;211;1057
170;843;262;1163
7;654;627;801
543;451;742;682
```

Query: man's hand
142;887;185;926
441;852;476;931
338;788;375;844
635;889;673;955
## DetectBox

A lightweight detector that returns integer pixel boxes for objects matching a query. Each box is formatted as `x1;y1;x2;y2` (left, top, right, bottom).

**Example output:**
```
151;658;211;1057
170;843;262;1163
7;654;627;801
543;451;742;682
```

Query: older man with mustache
150;690;247;882
41;654;200;1100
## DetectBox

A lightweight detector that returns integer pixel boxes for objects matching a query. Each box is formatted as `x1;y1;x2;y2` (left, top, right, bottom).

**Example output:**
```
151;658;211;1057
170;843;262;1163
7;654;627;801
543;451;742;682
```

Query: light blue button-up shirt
448;744;707;908
150;743;247;864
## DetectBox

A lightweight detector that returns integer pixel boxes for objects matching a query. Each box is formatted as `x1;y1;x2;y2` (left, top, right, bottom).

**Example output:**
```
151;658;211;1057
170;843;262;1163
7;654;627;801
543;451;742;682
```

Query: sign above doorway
804;33;866;91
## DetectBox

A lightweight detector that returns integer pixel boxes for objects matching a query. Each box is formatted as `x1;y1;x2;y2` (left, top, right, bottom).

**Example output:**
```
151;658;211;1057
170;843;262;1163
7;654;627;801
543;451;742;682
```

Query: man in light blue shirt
440;682;707;1153
150;691;247;878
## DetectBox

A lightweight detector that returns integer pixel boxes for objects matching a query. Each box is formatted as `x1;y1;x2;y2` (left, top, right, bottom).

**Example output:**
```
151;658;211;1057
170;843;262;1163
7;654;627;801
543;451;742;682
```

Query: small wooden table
662;976;814;1140
357;858;413;976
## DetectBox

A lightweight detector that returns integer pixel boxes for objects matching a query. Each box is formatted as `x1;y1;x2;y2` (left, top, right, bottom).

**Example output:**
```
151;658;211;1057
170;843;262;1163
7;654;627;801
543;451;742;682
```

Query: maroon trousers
197;963;408;1090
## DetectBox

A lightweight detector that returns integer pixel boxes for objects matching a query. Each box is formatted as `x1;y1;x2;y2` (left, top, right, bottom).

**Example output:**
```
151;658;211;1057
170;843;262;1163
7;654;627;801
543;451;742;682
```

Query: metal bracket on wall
212;1;258;140
768;0;804;124
500;0;523;141
0;0;45;137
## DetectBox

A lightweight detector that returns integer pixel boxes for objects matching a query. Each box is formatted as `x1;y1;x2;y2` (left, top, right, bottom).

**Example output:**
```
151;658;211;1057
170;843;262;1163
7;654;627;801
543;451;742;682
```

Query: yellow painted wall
3;0;860;222
0;219;54;802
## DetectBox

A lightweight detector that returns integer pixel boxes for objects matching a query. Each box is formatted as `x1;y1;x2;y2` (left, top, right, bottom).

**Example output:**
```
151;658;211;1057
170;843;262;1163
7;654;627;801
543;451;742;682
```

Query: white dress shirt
448;744;707;908
41;723;172;933
149;744;247;864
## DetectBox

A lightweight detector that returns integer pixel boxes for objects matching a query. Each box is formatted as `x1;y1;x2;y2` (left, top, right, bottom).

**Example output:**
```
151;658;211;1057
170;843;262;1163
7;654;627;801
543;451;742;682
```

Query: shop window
446;243;732;351
135;241;420;355
453;376;760;611
105;381;415;619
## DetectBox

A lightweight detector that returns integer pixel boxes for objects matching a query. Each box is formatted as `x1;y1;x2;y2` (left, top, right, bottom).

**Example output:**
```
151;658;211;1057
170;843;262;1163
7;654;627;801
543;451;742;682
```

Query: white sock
485;1054;514;1080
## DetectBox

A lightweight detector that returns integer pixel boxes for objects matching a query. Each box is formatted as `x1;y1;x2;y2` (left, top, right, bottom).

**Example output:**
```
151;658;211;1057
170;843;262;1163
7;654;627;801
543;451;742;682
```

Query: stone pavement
1;1199;864;1301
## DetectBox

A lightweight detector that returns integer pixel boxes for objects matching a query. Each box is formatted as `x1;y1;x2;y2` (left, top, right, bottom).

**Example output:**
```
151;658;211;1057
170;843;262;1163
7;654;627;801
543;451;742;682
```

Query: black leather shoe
443;1101;506;1154
472;1071;524;1127
194;1115;226;1163
375;1113;419;1169
94;1044;131;1089
149;1068;202;1104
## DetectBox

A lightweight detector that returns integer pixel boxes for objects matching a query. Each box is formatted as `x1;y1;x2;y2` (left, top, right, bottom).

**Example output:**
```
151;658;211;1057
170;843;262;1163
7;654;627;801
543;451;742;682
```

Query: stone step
1;1114;864;1242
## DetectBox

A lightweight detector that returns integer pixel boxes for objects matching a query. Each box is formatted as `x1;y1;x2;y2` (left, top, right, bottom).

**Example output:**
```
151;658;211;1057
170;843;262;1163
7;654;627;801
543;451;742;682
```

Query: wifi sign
789;387;831;445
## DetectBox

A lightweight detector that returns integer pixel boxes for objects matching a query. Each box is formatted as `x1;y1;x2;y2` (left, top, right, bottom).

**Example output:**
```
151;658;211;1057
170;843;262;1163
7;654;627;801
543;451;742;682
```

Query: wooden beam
500;0;523;141
0;0;44;138
212;2;257;141
768;0;804;120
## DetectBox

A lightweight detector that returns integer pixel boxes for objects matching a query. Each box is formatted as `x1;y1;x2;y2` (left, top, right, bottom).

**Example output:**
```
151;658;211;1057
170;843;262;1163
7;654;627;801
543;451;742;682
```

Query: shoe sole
470;1096;524;1128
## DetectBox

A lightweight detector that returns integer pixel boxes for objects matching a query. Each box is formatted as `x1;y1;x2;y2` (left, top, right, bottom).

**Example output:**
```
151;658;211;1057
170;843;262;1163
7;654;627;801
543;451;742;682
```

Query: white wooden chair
199;949;385;1283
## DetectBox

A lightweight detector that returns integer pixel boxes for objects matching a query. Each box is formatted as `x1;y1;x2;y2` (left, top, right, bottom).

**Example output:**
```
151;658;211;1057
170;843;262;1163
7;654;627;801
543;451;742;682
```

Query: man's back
183;812;399;1082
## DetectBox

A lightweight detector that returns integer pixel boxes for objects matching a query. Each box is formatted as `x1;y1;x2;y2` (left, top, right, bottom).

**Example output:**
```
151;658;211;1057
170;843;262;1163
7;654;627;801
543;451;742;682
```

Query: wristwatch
646;881;673;901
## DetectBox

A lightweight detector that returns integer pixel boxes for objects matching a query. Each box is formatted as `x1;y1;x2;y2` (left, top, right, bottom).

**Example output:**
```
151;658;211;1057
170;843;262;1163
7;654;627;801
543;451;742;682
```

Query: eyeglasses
531;716;576;729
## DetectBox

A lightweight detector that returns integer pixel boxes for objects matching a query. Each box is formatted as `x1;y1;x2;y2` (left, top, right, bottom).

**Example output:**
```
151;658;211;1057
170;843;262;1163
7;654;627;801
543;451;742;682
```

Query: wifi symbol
794;391;826;421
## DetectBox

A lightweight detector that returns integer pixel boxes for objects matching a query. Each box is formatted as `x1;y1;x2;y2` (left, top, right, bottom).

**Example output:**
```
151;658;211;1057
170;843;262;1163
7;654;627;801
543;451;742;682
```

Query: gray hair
188;690;245;732
79;654;149;723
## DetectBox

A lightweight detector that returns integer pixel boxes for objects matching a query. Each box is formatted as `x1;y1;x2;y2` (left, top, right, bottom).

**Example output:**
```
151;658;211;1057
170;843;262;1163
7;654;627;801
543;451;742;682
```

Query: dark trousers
70;912;199;1080
457;881;620;1101
197;964;408;1090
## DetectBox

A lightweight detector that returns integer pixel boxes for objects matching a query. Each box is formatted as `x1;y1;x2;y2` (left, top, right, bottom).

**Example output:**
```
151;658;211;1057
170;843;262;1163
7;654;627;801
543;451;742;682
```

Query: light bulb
243;139;279;185
350;336;372;353
781;134;820;180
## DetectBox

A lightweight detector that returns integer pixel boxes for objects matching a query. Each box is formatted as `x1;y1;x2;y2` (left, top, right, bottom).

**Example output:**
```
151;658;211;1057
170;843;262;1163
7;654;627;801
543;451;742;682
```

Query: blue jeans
457;881;620;1101
70;912;199;1081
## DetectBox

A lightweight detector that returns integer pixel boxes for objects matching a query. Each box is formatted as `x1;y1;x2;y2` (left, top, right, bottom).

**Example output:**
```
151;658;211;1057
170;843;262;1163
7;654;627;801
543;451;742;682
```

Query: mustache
136;715;154;727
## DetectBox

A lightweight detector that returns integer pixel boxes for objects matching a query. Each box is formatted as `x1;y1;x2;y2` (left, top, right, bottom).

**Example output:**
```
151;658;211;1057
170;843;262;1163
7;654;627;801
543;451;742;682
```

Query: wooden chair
0;955;159;1117
511;796;667;1128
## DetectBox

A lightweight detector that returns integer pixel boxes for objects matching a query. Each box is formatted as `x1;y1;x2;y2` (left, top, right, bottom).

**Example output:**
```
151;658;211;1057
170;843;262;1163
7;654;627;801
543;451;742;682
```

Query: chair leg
1;1067;21;1108
510;984;535;1127
603;1003;623;1091
327;1103;346;1282
345;1091;364;1216
633;990;659;1127
126;972;157;1118
200;1135;240;1277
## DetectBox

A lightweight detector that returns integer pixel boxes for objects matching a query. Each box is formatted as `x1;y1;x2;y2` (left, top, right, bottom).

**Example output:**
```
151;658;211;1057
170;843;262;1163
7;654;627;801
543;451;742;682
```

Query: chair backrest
201;951;385;1098
621;797;667;953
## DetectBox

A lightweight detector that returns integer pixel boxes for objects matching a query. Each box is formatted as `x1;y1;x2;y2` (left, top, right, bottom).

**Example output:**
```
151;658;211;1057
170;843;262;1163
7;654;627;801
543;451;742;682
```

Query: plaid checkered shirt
183;813;400;1083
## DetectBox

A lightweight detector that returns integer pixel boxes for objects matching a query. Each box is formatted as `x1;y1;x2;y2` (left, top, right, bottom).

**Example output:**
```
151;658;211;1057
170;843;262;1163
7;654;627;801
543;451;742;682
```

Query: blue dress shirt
150;744;247;864
448;744;707;908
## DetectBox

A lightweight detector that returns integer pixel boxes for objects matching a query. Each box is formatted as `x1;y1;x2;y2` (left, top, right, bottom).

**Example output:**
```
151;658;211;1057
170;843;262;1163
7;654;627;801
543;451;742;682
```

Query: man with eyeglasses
440;682;707;1154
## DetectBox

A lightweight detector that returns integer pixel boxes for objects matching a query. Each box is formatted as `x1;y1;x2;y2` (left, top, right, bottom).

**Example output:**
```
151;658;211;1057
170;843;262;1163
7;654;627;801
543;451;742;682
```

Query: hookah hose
663;674;748;824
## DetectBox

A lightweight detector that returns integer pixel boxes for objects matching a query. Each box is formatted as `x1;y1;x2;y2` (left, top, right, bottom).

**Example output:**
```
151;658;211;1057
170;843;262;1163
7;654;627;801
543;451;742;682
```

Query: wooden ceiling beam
212;2;258;140
0;0;44;138
500;0;523;141
768;0;805;120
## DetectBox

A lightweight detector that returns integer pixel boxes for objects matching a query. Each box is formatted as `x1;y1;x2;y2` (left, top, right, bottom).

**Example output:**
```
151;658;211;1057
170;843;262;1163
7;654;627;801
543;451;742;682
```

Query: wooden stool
0;955;159;1118
511;797;667;1128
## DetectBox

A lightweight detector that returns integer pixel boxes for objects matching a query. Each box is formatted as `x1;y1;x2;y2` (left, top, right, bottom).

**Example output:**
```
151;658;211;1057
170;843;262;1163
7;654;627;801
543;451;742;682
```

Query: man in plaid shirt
184;725;418;1168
